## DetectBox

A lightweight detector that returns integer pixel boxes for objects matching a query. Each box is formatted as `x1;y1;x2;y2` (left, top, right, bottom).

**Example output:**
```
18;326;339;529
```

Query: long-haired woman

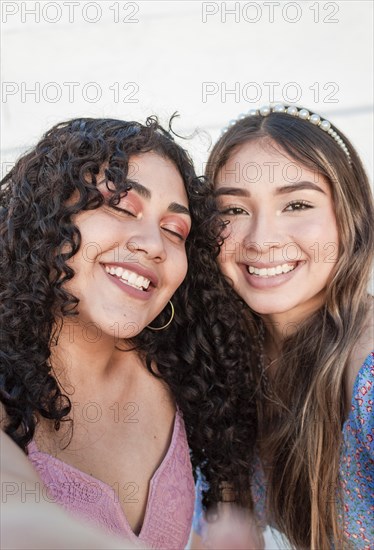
192;105;374;549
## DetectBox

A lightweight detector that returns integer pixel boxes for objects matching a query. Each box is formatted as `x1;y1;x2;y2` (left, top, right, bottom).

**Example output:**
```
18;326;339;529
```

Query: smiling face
216;139;339;329
64;152;191;340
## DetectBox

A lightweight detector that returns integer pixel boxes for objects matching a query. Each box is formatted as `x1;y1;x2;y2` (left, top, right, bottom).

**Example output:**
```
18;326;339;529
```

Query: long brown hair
207;109;374;548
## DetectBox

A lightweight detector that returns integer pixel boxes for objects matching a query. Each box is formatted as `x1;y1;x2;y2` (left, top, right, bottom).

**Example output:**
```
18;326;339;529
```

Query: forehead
216;139;330;192
129;152;180;181
128;152;188;198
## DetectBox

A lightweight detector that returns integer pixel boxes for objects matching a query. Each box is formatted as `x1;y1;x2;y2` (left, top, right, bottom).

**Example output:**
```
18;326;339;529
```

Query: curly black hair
0;115;257;509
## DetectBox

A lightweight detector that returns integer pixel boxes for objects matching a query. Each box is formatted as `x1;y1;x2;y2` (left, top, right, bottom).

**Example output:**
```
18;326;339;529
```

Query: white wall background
1;0;373;179
0;2;373;547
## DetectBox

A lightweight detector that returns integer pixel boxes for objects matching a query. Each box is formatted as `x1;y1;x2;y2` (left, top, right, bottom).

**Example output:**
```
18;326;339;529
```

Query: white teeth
105;265;151;290
128;272;137;284
122;269;130;280
248;263;297;278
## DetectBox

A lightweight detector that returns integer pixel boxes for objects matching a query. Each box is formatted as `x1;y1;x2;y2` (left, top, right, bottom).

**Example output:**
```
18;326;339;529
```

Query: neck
50;318;143;391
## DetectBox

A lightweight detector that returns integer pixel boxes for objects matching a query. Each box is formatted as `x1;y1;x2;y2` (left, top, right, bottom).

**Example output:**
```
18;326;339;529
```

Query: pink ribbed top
27;410;195;549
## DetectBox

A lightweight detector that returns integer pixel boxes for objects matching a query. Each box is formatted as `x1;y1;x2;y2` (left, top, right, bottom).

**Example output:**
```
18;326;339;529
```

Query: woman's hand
190;502;264;550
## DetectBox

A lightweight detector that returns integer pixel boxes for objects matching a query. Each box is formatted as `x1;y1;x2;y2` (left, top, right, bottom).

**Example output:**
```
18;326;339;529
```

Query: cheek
319;241;339;265
172;251;188;288
293;217;339;262
289;217;322;240
181;257;188;282
320;216;339;261
219;220;249;266
221;218;246;240
221;219;246;248
218;243;237;281
217;251;245;301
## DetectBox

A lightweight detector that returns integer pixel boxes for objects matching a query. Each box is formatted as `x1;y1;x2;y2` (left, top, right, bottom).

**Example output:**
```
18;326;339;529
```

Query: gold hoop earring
147;301;175;331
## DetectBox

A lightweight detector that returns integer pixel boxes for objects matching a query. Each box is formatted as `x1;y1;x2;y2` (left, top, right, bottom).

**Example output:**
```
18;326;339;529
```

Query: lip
241;261;305;289
101;263;157;301
101;262;159;287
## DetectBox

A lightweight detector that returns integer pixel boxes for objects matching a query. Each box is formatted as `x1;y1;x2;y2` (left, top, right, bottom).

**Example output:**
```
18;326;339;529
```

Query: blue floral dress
192;352;374;549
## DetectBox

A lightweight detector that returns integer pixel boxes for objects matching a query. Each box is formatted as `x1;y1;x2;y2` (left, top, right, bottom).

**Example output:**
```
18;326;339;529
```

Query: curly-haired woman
0;116;259;549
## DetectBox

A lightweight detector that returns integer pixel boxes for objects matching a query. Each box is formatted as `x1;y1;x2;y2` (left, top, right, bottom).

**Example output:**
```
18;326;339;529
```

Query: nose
243;211;285;261
126;220;167;262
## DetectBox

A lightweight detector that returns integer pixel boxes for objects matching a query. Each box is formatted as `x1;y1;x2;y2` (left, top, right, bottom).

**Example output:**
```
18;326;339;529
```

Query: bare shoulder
345;296;374;406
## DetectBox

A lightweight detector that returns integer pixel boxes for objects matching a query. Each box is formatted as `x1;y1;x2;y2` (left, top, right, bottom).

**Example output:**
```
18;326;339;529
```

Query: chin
245;299;299;317
250;306;288;316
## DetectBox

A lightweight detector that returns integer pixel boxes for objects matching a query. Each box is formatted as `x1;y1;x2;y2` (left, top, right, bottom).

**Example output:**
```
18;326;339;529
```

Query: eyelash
116;207;136;216
284;200;313;212
162;227;186;242
220;206;249;216
106;203;137;217
220;200;314;216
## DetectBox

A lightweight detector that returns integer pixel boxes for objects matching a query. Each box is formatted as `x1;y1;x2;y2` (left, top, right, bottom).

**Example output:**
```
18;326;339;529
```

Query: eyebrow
129;181;191;216
214;181;326;197
275;182;326;195
128;181;151;199
167;202;191;217
214;187;250;197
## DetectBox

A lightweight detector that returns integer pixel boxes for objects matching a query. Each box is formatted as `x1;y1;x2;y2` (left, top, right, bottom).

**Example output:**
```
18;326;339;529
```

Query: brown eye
220;207;249;216
284;201;313;212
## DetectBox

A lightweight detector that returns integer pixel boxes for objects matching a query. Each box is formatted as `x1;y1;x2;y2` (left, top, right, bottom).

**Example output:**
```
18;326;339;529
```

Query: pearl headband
221;104;352;164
